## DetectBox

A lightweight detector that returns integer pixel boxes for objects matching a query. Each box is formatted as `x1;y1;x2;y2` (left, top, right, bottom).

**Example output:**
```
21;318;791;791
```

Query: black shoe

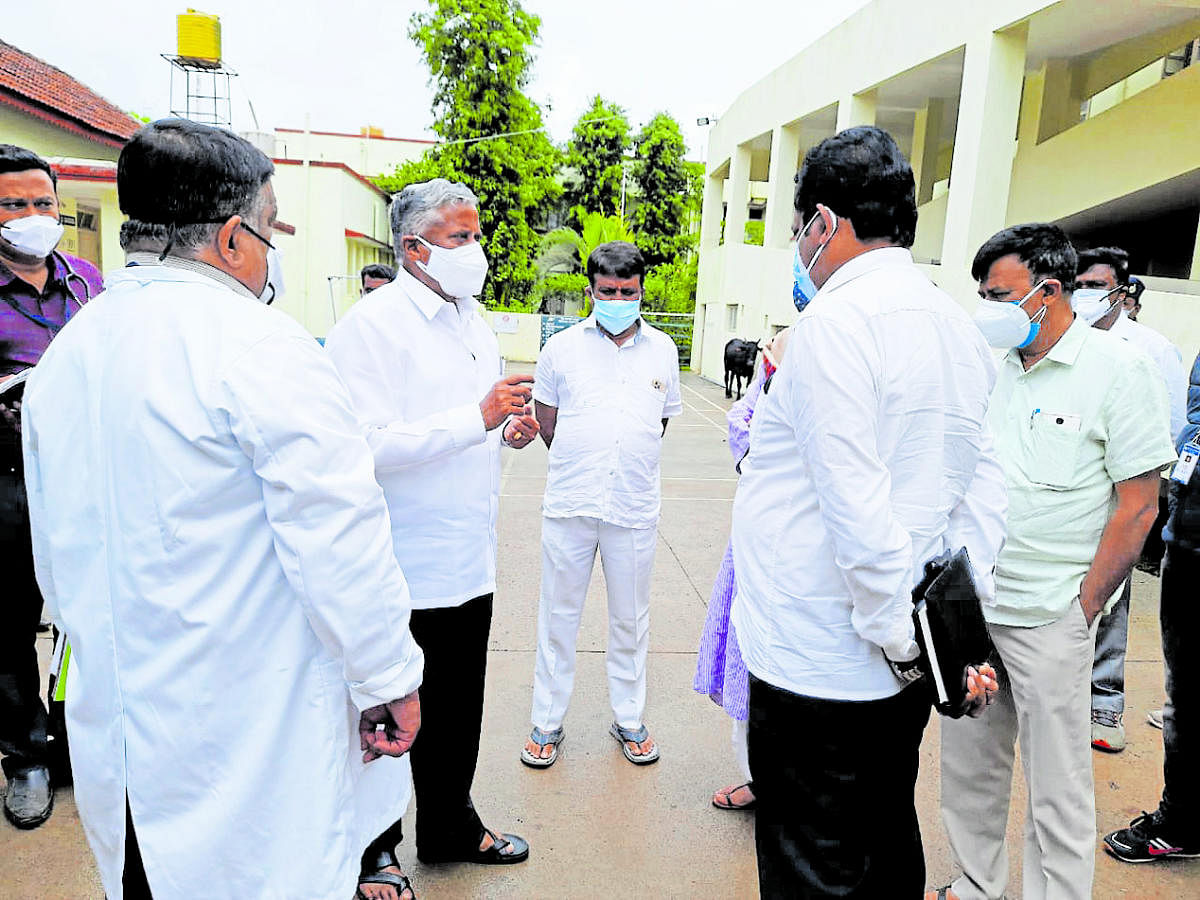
1104;810;1200;863
418;829;529;865
3;766;53;829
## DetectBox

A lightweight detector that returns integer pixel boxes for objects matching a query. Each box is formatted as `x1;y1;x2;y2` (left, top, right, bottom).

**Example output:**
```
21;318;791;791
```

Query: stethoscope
3;251;92;334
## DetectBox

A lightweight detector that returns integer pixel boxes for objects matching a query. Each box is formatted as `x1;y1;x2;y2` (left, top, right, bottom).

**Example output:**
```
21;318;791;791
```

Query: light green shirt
988;318;1176;627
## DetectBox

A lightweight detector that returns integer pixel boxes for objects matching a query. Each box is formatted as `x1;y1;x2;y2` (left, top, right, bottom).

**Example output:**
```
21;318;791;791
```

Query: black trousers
122;801;153;899
0;454;50;780
748;673;932;899
366;592;493;865
1159;548;1200;839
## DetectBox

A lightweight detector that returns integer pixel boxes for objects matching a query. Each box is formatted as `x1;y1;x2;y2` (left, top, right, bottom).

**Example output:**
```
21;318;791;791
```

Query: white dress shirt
1108;309;1188;441
731;248;1008;701
325;267;502;609
23;262;423;899
534;315;682;529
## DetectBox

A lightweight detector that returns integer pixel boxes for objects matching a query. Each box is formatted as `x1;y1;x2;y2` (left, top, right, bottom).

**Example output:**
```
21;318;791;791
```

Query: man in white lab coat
325;179;539;888
21;119;424;900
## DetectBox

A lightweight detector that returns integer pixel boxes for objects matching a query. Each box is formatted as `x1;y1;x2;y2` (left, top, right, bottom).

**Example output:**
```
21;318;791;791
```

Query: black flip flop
356;870;414;900
418;829;530;865
357;846;415;899
712;781;757;810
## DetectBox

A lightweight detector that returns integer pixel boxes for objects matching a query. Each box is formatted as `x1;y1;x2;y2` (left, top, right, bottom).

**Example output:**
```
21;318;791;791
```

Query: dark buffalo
724;338;760;400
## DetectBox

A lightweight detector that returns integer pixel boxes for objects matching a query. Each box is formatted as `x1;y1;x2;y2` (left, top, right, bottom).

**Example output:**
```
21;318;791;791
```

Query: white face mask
1;215;64;259
259;247;284;305
415;236;488;298
973;281;1049;349
1071;287;1121;327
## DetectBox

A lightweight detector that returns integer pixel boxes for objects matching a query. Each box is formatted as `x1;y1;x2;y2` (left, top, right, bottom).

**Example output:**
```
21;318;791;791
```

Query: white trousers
531;515;656;732
731;718;752;782
941;601;1099;900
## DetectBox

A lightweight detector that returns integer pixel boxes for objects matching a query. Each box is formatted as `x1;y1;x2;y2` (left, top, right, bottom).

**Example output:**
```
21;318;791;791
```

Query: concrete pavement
2;371;1196;898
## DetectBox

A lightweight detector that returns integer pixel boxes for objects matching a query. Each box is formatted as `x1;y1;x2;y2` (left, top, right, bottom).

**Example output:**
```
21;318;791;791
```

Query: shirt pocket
561;364;604;410
1026;413;1083;489
630;381;668;429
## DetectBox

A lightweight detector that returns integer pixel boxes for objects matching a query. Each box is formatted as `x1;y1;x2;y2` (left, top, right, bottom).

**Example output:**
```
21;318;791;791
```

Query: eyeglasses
240;222;275;250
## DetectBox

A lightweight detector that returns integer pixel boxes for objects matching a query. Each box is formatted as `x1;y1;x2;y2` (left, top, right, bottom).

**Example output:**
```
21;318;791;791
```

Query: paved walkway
1;372;1195;898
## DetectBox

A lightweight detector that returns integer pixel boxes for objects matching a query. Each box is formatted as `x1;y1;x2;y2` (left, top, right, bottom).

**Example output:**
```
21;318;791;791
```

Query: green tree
375;0;562;309
630;112;696;268
643;256;698;313
563;96;630;225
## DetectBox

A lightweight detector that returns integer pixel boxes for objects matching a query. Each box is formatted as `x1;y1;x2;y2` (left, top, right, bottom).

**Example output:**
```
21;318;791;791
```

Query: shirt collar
1005;314;1090;370
396;265;479;321
0;251;69;290
582;313;645;344
1107;308;1134;339
819;246;914;295
126;252;258;300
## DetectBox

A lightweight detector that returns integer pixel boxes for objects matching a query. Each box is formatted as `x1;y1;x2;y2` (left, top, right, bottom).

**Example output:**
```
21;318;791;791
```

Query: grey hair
390;178;478;250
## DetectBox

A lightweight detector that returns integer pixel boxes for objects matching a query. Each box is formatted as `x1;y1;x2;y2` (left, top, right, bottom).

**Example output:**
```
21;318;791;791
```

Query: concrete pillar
726;143;752;246
836;89;877;132
1036;58;1084;143
911;98;945;205
940;24;1029;299
699;169;726;248
763;124;802;248
1016;68;1045;148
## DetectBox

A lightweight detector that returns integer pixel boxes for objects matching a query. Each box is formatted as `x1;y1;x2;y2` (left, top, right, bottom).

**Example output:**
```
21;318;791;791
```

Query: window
1164;39;1198;77
726;304;739;331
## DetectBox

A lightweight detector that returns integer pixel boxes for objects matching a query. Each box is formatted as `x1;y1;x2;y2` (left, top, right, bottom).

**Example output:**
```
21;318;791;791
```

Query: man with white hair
326;178;538;898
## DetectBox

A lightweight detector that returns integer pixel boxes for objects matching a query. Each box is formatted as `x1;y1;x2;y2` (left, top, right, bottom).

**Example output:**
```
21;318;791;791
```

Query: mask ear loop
158;223;177;262
1102;286;1124;319
798;206;838;274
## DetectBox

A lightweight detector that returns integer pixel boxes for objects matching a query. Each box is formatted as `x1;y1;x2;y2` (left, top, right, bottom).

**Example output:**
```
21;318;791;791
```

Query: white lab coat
21;263;423;900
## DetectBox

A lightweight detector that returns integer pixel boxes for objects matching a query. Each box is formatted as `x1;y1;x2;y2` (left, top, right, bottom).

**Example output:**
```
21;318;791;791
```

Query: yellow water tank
176;10;221;66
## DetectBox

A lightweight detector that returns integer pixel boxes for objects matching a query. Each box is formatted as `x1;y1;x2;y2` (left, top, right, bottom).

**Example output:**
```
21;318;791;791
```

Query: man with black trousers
728;126;1003;898
326;178;542;900
1;144;102;830
1103;348;1200;864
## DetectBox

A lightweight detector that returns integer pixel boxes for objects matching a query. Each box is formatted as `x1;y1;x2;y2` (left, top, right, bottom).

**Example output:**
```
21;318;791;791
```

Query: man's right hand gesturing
480;374;535;430
359;690;421;762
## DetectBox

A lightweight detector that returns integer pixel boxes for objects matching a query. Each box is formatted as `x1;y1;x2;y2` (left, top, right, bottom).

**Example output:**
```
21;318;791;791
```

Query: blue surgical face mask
973;280;1050;349
793;244;817;312
593;296;641;334
792;209;837;312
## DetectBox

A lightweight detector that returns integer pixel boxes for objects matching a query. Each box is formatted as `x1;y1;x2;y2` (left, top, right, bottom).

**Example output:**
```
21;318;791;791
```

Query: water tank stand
162;54;238;128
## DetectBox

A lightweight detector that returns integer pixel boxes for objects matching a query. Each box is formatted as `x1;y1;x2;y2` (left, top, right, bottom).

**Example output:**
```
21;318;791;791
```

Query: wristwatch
886;655;925;686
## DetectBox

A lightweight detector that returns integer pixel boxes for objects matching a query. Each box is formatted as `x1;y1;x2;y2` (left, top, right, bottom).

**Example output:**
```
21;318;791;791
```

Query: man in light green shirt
935;224;1175;900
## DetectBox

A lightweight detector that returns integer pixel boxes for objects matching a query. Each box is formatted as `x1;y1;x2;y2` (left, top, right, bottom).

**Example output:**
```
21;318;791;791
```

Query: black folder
910;547;996;719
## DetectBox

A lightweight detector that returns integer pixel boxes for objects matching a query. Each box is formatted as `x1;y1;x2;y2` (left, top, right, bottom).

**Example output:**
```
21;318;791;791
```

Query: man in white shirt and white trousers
21;120;424;900
730;127;1004;898
520;241;682;768
325;179;539;887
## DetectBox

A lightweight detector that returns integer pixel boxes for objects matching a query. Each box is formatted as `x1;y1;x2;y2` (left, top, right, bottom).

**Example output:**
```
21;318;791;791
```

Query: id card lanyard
1170;439;1200;486
3;253;90;334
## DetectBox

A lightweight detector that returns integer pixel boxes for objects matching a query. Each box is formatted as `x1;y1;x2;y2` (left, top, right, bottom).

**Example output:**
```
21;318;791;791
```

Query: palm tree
535;212;636;276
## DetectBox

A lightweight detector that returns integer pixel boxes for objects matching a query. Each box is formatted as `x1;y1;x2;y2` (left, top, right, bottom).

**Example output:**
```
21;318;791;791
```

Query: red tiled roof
0;39;141;146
